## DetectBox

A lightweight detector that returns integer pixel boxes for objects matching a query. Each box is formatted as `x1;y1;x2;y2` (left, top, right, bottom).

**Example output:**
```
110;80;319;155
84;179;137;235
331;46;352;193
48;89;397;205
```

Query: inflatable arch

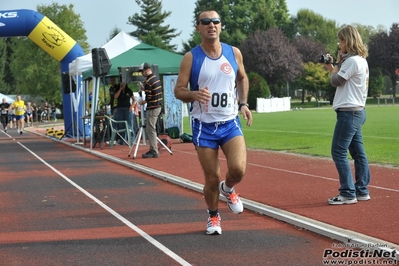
0;9;84;135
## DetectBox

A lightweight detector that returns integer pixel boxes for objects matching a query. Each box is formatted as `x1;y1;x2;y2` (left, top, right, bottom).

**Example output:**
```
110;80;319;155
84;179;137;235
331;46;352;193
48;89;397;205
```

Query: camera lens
319;54;329;64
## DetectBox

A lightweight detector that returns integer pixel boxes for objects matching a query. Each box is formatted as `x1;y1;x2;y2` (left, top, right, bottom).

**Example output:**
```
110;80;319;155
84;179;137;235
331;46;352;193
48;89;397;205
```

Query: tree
291;36;329;102
289;9;338;53
182;0;291;53
0;38;16;94
292;36;327;63
369;68;385;98
107;27;122;43
0;39;7;93
352;23;383;45
8;4;89;106
296;62;330;104
240;28;303;97
247;72;270;110
128;0;181;52
368;23;399;98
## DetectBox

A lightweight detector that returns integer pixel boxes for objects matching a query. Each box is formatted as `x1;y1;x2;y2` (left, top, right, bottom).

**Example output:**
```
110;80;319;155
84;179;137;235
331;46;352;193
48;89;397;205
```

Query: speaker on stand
89;48;112;149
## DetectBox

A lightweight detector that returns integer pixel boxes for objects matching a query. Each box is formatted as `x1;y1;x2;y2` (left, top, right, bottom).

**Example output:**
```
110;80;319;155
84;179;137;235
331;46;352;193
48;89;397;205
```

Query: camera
118;65;159;83
319;54;330;64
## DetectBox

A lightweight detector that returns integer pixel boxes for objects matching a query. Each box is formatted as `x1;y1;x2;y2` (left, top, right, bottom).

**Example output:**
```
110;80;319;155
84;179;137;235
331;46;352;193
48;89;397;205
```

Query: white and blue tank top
189;42;239;123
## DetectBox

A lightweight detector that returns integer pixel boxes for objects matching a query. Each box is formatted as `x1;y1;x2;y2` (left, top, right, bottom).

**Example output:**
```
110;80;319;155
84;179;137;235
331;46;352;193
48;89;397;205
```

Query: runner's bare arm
234;47;252;126
174;52;210;105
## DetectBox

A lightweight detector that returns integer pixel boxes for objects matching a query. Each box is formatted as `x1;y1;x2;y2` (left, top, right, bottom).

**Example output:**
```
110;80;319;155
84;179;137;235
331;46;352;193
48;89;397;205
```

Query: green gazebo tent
82;43;183;79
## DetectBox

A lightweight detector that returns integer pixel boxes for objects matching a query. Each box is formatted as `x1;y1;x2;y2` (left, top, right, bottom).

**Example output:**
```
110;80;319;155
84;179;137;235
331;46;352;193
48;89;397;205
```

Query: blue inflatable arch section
0;9;84;135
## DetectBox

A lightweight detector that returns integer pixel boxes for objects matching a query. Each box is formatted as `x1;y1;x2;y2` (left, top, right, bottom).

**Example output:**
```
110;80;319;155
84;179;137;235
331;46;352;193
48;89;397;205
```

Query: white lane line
17;141;191;266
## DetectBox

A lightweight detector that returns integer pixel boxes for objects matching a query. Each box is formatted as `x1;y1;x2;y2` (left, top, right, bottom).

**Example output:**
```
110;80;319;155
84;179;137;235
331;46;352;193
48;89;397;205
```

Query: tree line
0;0;398;109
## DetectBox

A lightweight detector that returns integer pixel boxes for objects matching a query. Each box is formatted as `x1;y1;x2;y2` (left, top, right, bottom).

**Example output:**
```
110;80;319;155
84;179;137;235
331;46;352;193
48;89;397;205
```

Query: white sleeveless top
189;43;238;123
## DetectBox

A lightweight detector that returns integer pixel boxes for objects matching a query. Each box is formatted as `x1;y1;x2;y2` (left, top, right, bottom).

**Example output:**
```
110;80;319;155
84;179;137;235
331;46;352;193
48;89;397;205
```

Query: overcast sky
1;0;398;51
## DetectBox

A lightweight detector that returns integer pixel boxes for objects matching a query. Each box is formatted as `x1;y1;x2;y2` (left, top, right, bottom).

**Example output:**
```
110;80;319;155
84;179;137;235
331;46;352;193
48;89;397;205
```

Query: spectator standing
42;102;50;122
51;103;57;122
108;77;119;116
32;103;38;122
325;25;371;205
114;82;136;145
138;63;163;158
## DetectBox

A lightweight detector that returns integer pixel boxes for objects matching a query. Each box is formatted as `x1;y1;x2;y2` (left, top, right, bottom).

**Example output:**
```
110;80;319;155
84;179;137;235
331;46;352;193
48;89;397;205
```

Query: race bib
205;92;235;115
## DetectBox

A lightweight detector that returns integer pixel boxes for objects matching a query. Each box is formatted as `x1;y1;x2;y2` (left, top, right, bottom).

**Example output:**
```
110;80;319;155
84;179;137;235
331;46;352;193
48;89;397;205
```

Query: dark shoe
142;150;159;158
328;195;357;205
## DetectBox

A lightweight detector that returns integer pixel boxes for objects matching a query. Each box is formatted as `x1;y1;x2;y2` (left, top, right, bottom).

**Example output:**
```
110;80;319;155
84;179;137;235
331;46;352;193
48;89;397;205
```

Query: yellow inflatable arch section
0;9;85;135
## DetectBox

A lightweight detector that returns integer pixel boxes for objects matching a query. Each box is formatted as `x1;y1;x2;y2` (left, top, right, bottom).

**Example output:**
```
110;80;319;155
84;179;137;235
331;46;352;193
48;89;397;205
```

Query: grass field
182;104;399;166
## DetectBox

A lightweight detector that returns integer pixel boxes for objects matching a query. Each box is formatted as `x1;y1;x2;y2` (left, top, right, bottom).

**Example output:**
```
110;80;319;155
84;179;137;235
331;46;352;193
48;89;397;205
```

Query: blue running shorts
192;116;243;149
14;114;25;121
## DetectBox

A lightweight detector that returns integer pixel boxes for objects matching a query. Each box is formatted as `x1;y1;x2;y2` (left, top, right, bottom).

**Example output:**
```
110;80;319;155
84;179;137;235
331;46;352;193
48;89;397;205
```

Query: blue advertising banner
163;75;182;133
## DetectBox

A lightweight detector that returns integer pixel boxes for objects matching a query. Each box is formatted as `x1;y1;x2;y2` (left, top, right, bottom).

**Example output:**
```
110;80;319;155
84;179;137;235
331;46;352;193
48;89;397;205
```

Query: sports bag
180;133;192;143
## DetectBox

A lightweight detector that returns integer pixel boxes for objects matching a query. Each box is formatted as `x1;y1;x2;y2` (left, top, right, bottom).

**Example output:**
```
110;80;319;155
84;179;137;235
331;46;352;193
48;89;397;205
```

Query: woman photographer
325;25;371;205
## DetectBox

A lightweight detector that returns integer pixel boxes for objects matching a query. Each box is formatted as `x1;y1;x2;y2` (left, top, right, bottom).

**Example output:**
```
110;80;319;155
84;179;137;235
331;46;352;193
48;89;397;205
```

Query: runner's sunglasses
198;18;221;25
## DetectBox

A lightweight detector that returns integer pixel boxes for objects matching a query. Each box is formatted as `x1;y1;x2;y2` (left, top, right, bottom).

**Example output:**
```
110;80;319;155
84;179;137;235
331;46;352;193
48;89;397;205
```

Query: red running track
29;124;399;248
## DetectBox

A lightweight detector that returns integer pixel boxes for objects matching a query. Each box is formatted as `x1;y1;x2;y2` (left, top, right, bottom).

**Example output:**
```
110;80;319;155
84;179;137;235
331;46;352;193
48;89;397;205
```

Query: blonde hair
338;25;368;58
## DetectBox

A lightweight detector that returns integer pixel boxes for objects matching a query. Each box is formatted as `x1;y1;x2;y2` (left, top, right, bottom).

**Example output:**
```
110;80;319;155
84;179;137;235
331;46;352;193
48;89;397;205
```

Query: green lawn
182;104;399;166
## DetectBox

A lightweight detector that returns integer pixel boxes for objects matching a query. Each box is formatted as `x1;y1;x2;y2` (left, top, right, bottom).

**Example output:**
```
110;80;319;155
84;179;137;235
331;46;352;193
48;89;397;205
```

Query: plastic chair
105;115;132;148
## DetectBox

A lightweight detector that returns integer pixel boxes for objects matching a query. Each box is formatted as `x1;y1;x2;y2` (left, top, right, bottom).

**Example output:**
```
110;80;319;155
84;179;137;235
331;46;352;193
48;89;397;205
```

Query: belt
336;107;364;112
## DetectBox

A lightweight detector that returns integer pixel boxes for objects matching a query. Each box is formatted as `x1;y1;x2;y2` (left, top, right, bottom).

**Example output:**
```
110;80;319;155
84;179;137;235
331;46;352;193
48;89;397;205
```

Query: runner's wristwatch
239;103;249;109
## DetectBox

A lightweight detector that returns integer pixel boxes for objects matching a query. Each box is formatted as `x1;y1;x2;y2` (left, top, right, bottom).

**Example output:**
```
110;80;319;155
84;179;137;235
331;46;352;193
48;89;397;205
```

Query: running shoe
206;214;222;235
356;194;371;201
219;181;243;214
20;130;23;135
328;195;357;205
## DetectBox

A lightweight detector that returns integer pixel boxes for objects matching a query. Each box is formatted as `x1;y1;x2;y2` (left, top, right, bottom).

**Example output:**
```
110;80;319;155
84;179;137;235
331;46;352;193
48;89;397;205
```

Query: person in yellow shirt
11;95;26;135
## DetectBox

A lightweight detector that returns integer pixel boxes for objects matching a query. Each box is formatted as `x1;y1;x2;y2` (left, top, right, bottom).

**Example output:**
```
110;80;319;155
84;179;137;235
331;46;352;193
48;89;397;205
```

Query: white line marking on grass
17;141;192;266
173;149;399;193
246;162;399;193
246;129;399;140
246;129;332;136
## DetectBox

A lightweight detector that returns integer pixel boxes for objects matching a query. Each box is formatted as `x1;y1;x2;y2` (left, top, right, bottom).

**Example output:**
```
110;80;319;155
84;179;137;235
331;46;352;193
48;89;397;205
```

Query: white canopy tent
0;93;14;103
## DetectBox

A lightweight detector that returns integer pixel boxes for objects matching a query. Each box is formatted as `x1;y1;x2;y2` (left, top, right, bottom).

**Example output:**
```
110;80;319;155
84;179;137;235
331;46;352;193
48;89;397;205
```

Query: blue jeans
331;109;370;198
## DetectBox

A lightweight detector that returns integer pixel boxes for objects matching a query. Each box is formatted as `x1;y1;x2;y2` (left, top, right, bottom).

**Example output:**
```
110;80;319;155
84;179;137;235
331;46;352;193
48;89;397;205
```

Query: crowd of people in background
0;96;59;133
